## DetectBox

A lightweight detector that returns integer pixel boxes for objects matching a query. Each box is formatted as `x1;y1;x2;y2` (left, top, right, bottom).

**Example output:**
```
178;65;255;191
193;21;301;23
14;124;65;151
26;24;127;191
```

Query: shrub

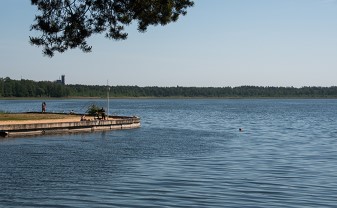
86;104;100;116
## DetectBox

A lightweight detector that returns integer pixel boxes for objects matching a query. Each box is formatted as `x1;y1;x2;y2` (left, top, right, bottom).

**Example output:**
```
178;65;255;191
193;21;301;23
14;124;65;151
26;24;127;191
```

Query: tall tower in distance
61;75;65;85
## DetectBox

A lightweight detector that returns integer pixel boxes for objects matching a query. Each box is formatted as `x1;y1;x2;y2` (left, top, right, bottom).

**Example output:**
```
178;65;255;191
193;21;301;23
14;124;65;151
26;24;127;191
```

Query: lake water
1;99;337;207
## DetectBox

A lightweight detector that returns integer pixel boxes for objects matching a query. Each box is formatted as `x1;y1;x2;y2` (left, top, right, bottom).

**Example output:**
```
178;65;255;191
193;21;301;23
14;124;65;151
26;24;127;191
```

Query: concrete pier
0;116;140;137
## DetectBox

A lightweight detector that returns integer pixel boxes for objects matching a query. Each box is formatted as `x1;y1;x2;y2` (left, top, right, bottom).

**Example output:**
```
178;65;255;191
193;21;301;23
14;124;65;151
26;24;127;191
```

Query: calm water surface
1;99;337;207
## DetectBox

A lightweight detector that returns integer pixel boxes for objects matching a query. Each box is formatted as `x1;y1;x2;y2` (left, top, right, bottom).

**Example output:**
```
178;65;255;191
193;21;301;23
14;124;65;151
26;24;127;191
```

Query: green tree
0;78;4;97
86;104;101;116
3;77;14;97
30;0;194;57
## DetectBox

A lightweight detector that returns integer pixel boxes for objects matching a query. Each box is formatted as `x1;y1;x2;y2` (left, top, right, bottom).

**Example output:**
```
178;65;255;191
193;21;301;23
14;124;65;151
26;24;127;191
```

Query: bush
86;104;100;116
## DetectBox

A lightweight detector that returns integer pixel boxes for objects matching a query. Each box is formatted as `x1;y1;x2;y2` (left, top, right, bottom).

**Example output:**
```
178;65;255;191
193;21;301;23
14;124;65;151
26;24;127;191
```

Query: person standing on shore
101;107;106;120
42;102;46;113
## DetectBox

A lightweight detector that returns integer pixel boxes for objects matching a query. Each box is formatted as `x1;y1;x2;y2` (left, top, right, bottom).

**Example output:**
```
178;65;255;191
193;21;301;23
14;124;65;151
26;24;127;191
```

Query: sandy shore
0;116;101;125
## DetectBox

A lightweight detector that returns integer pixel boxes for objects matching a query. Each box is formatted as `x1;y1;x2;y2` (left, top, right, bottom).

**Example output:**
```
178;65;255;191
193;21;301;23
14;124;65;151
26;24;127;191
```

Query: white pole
107;80;110;120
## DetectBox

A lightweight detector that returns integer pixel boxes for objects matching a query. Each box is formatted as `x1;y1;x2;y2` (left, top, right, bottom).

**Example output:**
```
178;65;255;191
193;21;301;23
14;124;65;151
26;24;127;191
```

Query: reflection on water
1;99;337;207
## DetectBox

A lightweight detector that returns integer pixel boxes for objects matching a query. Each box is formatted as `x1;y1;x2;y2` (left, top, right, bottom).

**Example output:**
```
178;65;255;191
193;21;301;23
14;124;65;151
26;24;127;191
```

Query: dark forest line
0;77;337;98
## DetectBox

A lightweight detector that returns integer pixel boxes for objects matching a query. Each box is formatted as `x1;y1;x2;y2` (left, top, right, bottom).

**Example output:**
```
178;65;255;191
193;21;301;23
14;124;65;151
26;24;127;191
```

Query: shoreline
0;113;141;137
1;96;337;100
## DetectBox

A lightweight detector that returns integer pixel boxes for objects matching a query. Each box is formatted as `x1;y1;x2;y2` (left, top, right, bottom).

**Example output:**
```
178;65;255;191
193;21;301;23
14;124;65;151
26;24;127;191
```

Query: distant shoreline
1;96;337;100
1;77;337;98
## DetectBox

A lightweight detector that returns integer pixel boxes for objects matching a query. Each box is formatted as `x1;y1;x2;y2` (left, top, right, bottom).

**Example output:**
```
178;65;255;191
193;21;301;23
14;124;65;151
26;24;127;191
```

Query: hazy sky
1;0;337;87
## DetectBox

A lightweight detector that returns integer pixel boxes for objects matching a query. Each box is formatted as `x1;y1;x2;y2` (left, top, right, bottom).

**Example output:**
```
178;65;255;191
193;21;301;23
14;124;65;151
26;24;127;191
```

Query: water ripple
1;99;337;207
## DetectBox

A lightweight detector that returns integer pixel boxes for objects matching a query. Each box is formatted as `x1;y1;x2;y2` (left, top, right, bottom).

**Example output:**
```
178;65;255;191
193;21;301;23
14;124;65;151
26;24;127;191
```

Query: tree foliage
1;77;337;98
86;104;101;115
0;77;70;97
30;0;194;57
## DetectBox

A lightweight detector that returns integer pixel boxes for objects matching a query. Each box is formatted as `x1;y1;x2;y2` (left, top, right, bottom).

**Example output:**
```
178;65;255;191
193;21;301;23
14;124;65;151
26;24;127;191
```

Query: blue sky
1;0;337;87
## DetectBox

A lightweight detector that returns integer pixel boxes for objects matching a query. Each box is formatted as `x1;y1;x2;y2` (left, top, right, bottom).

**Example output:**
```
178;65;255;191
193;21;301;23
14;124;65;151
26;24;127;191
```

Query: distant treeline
1;77;337;98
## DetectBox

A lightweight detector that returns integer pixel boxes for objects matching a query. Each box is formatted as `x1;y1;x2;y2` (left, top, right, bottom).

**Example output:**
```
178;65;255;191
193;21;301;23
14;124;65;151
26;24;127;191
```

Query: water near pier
1;99;337;207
